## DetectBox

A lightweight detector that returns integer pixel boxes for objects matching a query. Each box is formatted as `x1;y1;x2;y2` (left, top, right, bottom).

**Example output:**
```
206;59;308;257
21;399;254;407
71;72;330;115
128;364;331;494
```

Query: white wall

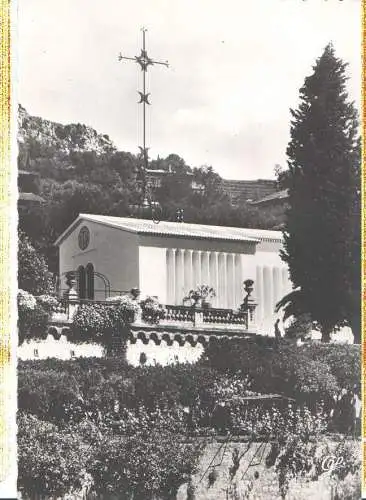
139;246;167;302
17;336;205;365
59;221;139;299
18;336;105;361
126;340;204;366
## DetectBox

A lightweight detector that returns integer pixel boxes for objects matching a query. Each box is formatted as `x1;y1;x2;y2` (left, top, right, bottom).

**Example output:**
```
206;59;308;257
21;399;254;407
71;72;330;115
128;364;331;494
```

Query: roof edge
54;214;140;246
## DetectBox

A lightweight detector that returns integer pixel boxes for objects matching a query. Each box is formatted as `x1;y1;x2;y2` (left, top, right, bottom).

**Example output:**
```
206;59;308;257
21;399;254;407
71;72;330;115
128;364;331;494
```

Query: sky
17;0;361;180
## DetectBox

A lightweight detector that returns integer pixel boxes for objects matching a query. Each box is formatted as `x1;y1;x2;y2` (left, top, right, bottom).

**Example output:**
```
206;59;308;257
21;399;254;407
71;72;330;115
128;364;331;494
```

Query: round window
78;226;90;250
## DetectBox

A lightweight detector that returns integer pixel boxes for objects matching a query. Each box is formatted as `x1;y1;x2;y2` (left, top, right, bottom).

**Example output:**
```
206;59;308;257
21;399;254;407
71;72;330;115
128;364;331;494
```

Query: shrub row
18;412;203;500
201;340;360;399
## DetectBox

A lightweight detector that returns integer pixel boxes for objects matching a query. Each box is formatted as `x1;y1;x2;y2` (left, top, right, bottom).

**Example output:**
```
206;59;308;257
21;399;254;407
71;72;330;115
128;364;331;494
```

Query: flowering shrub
140;295;166;323
35;293;60;312
18;289;37;310
71;297;138;346
71;303;110;342
106;294;141;314
18;289;49;344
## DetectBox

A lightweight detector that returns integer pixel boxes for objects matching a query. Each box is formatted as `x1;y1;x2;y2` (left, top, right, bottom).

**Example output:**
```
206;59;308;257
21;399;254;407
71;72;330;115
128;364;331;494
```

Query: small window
86;263;95;300
33;349;39;358
70;350;75;358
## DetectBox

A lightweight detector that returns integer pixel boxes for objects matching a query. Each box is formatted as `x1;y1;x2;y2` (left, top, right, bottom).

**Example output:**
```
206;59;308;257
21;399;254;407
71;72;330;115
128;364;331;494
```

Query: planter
202;300;211;309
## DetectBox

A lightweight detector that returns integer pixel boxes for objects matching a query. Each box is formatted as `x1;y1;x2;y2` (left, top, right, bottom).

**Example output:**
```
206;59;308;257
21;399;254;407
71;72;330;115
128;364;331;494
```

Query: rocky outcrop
18;104;116;156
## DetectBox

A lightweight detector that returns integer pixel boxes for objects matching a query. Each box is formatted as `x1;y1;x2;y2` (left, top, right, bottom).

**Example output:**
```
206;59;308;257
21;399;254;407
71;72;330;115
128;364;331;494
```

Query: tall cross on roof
118;28;169;182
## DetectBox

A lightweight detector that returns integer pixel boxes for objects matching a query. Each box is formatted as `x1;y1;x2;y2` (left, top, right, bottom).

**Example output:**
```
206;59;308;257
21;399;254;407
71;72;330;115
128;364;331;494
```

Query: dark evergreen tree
281;44;361;343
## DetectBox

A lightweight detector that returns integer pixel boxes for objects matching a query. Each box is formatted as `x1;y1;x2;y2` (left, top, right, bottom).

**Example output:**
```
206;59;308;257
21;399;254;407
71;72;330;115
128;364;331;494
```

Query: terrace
47;281;258;346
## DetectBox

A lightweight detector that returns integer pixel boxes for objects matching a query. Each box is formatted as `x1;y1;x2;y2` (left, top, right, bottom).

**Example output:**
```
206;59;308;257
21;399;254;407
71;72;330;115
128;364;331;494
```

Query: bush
303;344;360;392
18;413;91;499
71;298;138;345
18;367;84;423
88;428;203;499
202;340;339;405
18;230;54;295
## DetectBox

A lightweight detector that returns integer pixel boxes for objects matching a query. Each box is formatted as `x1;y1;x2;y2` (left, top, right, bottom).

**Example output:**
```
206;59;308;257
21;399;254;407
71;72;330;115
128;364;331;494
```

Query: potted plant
185;285;216;308
140;296;166;324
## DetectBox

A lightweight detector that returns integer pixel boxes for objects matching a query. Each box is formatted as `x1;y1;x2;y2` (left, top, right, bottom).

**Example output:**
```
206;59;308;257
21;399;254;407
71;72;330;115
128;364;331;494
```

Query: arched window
77;265;86;299
86;263;95;300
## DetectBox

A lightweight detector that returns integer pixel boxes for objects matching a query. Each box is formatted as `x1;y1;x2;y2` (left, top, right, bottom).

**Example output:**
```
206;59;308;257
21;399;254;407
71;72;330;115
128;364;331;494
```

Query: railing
50;300;254;332
202;307;247;326
162;305;248;329
164;305;195;323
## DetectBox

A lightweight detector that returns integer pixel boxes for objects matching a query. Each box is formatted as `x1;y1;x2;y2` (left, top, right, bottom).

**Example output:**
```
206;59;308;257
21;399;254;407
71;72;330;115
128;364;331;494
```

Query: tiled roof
55;214;284;246
222;179;277;204
250;189;289;205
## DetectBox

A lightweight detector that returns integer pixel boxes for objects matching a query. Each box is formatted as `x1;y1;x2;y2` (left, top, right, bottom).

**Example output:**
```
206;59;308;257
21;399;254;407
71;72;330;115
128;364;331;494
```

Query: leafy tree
18;230;54;294
280;44;361;342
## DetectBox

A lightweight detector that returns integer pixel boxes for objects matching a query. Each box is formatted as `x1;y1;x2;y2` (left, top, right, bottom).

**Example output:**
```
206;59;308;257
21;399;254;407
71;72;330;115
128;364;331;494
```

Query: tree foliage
280;44;361;342
18;230;54;294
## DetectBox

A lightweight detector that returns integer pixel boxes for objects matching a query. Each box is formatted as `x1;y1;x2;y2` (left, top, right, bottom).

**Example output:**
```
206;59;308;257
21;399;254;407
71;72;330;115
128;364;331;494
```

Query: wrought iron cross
118;28;169;183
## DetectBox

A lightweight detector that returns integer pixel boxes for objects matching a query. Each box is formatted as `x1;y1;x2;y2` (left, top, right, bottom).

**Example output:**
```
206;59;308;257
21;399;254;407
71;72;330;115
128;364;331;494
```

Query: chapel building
55;214;292;334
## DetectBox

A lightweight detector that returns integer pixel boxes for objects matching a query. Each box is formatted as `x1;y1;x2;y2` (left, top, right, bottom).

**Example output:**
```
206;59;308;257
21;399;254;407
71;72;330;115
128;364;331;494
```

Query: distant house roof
55;214;284;246
18;192;45;203
18;170;37;176
250;189;289;206
222;179;278;204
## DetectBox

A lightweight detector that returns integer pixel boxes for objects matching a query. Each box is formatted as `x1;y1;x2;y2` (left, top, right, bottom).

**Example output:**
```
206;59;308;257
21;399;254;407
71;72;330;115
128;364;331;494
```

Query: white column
234;254;242;309
281;267;290;296
227;253;234;309
263;266;271;330
184;250;193;296
202;251;210;285
273;267;281;308
256;265;264;325
197;251;202;286
175;249;185;305
192;251;198;289
213;252;220;307
218;253;226;308
268;266;274;316
167;249;176;304
209;252;217;306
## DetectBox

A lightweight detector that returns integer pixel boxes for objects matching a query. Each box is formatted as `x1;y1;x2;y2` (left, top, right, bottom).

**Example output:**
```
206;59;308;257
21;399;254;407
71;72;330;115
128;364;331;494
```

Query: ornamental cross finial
118;27;169;177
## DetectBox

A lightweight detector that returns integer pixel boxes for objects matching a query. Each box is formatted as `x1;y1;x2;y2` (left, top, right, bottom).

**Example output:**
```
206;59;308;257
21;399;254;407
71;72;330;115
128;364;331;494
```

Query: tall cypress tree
281;43;361;343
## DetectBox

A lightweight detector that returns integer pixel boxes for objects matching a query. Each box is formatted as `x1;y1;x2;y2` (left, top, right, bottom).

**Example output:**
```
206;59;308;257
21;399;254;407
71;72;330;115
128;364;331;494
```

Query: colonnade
255;265;291;326
166;249;243;309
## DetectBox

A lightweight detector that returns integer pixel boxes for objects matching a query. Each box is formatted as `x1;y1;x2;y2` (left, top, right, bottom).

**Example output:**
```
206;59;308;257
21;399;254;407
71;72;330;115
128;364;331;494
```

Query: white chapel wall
254;242;293;335
59;221;140;298
138;246;167;302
